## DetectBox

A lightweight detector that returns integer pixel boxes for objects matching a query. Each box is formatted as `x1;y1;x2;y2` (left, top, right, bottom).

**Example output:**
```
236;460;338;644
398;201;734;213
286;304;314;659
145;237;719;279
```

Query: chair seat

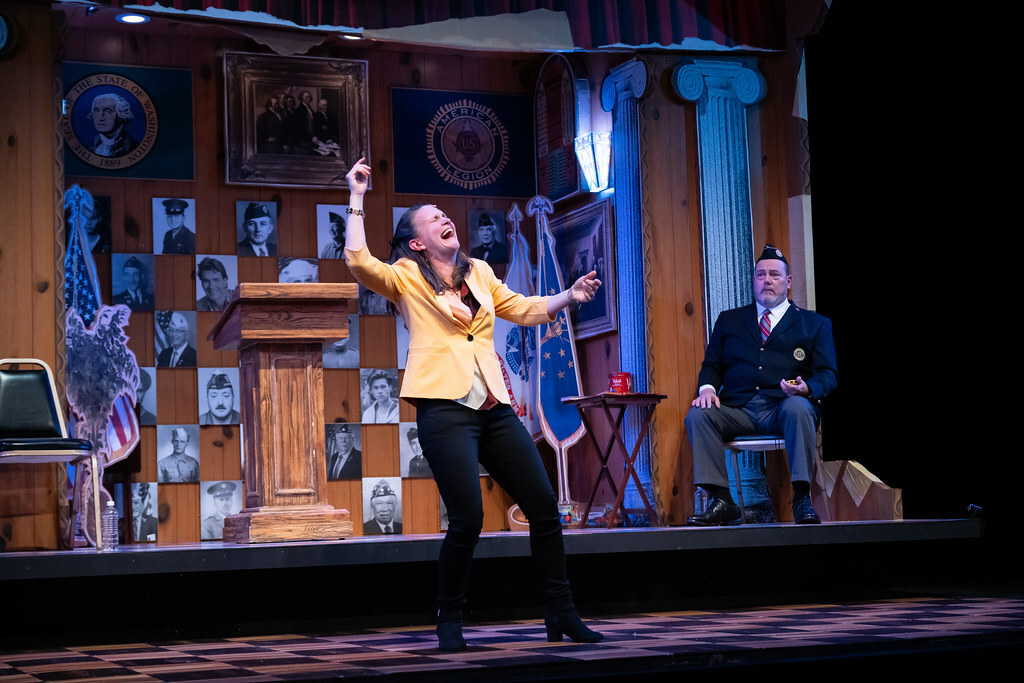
0;437;92;459
724;434;784;451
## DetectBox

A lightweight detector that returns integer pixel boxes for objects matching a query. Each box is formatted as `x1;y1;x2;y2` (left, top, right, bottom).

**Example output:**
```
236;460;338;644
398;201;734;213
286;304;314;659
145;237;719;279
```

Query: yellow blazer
345;245;553;403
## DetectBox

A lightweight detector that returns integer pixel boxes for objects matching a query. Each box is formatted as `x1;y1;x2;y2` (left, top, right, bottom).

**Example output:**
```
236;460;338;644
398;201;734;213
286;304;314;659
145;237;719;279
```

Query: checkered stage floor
3;595;1022;682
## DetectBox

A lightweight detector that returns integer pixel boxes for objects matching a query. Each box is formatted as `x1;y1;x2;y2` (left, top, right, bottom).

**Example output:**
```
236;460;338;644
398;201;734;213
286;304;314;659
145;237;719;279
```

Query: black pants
416;399;573;616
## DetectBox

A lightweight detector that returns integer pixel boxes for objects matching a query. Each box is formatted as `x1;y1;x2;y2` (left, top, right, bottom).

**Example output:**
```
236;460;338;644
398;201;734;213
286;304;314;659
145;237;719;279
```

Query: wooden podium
209;283;356;543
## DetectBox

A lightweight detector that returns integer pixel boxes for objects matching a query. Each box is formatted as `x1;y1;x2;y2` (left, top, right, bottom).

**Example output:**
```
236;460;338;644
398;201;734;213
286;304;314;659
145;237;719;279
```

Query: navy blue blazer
698;302;838;407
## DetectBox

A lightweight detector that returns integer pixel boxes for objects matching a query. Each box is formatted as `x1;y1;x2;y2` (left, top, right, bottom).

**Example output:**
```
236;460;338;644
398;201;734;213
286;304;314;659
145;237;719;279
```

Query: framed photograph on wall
224;52;369;188
548;199;616;339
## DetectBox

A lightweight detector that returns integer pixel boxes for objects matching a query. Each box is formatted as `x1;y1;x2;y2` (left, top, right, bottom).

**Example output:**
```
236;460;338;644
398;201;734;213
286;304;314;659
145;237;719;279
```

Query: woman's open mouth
441;227;455;240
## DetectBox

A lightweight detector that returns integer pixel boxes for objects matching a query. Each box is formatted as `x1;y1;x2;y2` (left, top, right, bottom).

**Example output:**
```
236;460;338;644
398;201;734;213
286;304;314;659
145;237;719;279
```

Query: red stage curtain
111;0;784;51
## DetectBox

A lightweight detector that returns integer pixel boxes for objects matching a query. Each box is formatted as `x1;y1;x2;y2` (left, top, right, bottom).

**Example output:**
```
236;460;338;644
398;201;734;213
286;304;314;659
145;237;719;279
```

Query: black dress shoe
686;497;742;526
793;493;821;524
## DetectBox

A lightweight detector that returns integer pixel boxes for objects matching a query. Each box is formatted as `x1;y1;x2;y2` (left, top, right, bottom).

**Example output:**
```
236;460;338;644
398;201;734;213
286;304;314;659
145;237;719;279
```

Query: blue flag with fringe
531;197;585;452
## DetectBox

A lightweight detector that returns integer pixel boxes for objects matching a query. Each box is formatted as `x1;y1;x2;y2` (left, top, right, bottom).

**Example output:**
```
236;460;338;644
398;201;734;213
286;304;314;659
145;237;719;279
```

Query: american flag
105;391;140;466
155;309;173;355
64;185;141;467
64;187;102;328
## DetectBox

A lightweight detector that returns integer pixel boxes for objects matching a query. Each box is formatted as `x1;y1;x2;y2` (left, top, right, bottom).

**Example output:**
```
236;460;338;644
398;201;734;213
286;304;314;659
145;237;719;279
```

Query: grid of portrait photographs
95;195;475;543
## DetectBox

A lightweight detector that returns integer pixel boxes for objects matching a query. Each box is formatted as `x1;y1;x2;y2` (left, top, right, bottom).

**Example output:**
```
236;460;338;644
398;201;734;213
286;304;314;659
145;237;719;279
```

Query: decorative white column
673;58;766;329
601;59;653;520
674;58;776;519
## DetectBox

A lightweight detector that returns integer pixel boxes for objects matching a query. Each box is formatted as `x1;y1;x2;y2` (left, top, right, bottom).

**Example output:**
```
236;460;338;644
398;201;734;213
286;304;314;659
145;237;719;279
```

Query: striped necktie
759;309;772;344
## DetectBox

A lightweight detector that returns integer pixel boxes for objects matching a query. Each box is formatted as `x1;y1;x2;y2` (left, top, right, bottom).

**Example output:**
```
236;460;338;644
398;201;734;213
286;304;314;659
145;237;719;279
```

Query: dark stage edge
2;518;1004;651
0;518;983;580
3;595;1023;681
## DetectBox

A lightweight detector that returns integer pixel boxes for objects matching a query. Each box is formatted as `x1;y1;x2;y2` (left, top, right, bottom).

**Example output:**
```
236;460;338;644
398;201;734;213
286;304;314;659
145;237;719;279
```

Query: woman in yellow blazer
343;159;602;651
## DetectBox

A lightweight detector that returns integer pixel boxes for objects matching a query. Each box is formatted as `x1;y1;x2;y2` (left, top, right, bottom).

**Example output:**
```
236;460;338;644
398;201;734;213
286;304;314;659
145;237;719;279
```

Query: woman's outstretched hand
346;157;371;196
569;270;601;304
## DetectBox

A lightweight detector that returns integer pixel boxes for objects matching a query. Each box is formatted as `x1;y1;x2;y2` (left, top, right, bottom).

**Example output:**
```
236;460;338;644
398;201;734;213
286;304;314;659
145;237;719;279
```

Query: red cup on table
608;372;632;394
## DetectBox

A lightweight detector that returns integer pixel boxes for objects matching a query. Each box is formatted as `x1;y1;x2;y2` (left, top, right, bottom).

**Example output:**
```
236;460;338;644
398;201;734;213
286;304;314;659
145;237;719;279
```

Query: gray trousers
684;394;819;489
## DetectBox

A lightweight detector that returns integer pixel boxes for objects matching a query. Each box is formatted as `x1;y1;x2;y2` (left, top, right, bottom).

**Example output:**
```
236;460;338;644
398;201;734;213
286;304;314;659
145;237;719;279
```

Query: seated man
685;244;838;526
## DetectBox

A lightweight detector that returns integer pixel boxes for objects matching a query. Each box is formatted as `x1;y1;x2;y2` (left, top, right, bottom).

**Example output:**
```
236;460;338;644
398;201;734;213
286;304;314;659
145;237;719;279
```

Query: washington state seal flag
391;87;534;197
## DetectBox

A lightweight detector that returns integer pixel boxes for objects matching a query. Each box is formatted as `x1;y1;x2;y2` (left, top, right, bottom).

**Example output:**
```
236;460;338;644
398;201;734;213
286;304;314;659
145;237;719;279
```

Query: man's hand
691;387;720;409
780;376;810;398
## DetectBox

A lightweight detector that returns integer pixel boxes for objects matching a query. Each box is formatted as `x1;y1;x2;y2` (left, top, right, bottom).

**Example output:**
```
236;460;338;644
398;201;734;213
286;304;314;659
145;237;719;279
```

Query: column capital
673;58;766;106
601;58;647;111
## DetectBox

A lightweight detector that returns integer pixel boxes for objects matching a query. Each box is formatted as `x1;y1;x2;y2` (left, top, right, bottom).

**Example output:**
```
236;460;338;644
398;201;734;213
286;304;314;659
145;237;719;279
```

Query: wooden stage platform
1;517;999;650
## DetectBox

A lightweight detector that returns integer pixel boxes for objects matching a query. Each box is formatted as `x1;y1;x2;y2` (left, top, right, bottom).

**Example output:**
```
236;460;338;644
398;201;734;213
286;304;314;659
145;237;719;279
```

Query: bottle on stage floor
694;487;710;515
100;499;119;551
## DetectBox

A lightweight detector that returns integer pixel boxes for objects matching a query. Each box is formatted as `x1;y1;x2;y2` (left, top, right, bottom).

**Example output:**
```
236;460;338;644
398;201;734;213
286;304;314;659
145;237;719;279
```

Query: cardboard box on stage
814;460;903;522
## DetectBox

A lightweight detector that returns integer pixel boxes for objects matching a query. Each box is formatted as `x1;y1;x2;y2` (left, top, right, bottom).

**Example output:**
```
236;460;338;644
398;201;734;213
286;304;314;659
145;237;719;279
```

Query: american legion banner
391;87;534;197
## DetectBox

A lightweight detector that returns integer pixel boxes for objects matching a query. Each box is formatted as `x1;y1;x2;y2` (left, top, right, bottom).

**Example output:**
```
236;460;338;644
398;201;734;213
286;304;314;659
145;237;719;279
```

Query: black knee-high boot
528;515;603;643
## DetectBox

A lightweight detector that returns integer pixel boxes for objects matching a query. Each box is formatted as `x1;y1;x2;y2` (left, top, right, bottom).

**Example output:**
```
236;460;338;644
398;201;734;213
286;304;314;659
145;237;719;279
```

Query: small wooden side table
562;392;666;528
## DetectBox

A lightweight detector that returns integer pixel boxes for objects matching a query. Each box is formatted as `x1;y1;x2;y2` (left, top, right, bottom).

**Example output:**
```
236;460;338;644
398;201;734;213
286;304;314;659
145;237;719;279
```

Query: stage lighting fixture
116;13;150;24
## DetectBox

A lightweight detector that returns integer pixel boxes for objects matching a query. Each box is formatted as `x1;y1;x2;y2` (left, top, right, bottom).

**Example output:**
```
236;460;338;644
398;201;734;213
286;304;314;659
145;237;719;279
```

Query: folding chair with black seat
0;358;99;548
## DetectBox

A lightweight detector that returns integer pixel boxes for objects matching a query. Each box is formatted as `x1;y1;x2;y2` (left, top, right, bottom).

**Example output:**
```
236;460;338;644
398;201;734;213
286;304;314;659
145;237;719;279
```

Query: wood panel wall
55;17;570;544
1;5;808;546
640;52;806;525
0;1;63;551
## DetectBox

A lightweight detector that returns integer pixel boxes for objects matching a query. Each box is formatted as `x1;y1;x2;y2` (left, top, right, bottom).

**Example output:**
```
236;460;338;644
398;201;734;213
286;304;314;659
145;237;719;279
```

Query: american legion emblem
425;98;510;191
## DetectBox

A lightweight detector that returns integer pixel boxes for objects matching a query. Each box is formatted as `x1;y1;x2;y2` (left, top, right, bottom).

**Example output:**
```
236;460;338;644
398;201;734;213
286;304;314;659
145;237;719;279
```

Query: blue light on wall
574;130;611;192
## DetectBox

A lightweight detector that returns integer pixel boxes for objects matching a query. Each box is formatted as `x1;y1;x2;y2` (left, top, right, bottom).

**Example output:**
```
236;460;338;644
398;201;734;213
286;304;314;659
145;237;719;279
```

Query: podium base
224;505;352;544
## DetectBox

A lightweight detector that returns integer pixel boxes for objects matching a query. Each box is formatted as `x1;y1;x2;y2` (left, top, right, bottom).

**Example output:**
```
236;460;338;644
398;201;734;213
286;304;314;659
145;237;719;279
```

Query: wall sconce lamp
574;130;611;192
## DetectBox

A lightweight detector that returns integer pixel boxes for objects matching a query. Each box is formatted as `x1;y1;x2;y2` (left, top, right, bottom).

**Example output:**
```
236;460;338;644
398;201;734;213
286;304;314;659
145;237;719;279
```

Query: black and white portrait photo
316;204;348;259
152;197;196;255
195;255;237;312
353;207;407;315
66;194;112;254
155;310;198;368
362;477;402;535
358;283;389;315
136;367;157;426
468;209;508;265
322;314;359;369
235;200;278;256
111;253;155;311
399;422;432;478
200;480;243;540
197;368;241;425
360;368;400;424
325;422;362;481
278;257;319;283
156;425;201;483
130;481;158;543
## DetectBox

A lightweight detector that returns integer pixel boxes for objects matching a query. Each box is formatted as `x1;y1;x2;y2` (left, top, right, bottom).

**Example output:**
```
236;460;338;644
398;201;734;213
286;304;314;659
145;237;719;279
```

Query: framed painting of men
224;52;369;188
